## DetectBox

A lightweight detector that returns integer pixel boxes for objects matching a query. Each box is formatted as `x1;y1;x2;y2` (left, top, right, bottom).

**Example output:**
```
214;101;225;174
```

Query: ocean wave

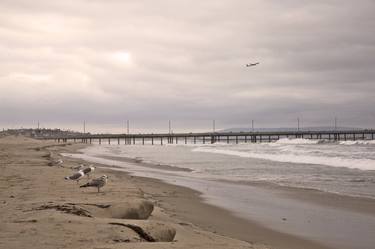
192;147;375;171
349;178;375;183
274;138;326;145
339;140;375;146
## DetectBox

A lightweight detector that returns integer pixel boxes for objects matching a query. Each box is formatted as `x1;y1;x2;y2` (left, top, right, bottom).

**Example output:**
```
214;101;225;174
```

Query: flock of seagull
64;163;108;192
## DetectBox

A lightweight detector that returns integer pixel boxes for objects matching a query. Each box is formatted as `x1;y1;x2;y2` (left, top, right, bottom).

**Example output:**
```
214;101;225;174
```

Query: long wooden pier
44;129;375;145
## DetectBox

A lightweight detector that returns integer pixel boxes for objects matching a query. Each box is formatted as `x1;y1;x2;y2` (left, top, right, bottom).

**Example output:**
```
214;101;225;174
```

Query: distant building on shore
0;128;87;138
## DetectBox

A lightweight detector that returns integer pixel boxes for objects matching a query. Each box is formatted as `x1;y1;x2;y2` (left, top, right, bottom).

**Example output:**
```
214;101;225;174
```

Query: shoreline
72;143;375;200
126;171;336;249
65;145;375;215
65;142;375;249
64;149;335;249
73;147;375;208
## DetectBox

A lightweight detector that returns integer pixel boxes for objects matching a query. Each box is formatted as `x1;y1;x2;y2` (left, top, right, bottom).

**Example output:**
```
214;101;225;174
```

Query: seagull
64;171;85;184
53;159;64;166
246;62;259;67
48;158;63;167
82;165;95;178
80;175;108;192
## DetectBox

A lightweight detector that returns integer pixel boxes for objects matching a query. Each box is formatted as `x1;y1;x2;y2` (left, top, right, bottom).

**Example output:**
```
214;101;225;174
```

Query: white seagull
52;159;64;167
64;171;85;184
80;175;108;192
82;165;95;178
56;159;64;166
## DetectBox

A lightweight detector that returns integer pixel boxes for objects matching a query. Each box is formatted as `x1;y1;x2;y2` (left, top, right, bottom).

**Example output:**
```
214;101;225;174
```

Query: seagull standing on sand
64;171;85;184
82;165;95;178
50;158;63;167
56;159;64;166
48;159;64;167
80;175;108;192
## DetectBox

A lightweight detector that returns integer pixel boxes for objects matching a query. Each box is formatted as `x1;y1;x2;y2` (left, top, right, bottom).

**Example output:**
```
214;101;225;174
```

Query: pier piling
47;129;375;146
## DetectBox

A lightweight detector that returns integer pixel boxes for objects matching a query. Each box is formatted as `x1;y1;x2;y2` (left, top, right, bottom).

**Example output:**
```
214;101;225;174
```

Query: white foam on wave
274;138;375;146
193;147;375;171
339;140;375;146
274;138;324;145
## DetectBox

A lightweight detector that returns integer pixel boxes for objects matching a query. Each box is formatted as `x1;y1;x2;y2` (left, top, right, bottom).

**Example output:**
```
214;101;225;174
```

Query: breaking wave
339;140;375;146
193;139;375;171
274;138;325;145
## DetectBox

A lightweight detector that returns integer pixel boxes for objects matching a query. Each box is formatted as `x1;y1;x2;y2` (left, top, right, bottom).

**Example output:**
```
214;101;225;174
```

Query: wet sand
131;175;338;249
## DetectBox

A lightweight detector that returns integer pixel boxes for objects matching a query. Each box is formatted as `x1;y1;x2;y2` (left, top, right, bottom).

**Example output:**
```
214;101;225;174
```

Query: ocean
64;138;375;249
67;138;375;198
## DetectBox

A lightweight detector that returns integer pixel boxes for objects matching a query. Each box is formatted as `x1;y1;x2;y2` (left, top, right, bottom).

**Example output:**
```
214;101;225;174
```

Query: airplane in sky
246;62;259;67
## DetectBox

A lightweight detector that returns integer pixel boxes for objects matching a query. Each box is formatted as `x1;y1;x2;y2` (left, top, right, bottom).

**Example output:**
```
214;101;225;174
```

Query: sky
1;0;374;133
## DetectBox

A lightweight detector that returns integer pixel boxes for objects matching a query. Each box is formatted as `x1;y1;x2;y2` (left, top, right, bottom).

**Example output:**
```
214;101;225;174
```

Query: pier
45;129;375;145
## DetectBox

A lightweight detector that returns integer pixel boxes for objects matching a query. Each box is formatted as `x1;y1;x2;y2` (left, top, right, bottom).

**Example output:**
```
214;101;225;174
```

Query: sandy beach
0;136;271;249
2;136;375;249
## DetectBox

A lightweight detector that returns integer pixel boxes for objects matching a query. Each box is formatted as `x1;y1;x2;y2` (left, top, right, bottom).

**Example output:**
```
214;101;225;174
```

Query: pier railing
40;129;375;145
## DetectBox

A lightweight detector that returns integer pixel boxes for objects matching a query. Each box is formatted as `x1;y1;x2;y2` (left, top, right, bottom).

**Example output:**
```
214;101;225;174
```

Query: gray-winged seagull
65;171;85;184
82;165;95;178
80;175;108;192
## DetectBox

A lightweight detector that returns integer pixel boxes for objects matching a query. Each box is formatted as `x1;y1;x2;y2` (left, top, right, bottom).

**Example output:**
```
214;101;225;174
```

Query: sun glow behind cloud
113;51;132;65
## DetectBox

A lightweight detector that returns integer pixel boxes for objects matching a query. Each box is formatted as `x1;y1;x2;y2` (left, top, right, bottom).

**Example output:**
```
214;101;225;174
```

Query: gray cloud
1;0;374;132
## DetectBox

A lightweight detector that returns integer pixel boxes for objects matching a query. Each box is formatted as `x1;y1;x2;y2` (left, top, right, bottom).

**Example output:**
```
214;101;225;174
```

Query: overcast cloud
1;0;374;132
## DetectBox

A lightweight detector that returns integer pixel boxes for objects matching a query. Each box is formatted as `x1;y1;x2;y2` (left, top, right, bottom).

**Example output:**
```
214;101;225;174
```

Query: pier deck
42;130;375;145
